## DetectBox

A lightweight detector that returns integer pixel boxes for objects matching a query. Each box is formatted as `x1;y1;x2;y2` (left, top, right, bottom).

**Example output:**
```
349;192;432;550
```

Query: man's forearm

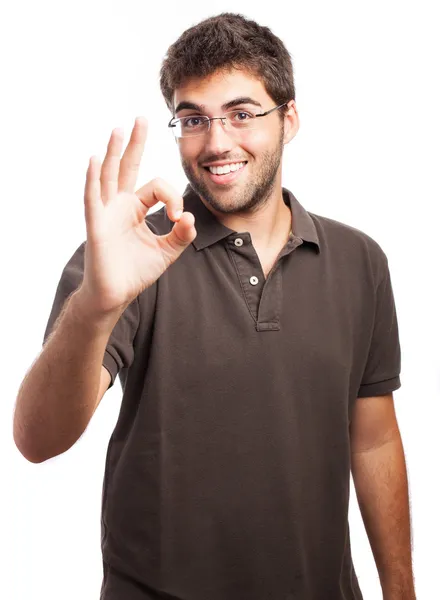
351;432;416;599
13;288;120;463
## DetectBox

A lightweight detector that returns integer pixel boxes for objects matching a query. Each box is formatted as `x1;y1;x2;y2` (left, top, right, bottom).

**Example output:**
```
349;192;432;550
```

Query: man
13;12;415;600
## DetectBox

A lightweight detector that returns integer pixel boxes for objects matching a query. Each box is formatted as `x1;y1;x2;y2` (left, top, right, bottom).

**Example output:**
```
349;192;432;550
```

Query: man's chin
183;167;253;213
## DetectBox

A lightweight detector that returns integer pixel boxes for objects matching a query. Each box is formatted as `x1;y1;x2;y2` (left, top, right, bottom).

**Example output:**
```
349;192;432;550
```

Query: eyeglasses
168;102;288;139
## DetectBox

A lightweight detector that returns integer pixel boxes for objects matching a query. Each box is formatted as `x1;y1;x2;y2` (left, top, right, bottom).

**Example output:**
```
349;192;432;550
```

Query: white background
3;1;439;598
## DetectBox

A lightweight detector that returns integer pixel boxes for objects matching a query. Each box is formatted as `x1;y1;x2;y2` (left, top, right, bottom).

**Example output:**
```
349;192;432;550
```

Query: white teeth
208;162;245;175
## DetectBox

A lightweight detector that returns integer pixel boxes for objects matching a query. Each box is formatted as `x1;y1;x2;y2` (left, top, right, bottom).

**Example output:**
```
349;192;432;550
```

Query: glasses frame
168;102;289;138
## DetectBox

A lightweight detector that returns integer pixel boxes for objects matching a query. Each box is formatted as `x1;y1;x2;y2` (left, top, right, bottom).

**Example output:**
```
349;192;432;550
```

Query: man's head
159;13;299;215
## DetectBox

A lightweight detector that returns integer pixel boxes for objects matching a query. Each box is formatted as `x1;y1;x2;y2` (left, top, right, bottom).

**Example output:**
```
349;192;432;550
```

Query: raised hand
79;116;197;317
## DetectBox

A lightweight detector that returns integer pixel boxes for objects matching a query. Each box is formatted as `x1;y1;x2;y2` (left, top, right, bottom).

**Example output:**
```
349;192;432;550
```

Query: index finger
118;116;148;192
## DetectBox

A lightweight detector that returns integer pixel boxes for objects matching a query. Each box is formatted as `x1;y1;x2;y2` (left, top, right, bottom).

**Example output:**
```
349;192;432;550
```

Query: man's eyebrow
174;96;263;115
222;97;263;111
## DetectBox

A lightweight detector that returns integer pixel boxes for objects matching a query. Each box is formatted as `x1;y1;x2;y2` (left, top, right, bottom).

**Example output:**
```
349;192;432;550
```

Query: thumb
161;211;197;254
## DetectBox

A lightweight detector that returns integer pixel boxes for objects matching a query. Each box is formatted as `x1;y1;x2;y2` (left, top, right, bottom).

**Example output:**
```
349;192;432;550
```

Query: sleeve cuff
103;349;120;389
357;375;401;398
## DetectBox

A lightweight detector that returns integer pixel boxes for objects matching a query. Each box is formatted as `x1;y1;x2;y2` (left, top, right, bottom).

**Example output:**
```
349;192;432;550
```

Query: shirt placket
226;233;303;331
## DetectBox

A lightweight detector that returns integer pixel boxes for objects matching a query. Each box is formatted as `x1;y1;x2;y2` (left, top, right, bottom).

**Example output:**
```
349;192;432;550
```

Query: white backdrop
3;1;439;598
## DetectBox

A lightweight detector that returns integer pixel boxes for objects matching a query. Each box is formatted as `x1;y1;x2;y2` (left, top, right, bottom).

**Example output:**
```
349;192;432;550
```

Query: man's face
173;69;297;215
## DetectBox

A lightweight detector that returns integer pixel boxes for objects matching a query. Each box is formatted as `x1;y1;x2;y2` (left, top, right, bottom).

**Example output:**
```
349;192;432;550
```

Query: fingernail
175;210;183;220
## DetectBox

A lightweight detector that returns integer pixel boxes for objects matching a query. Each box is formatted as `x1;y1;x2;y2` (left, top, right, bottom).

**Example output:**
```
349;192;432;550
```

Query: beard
180;126;285;215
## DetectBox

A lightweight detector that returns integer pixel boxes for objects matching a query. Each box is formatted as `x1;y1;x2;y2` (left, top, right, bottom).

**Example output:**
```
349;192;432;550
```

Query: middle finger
119;116;148;193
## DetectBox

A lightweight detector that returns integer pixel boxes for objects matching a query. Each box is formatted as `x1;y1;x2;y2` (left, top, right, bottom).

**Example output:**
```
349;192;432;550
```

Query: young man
13;13;415;600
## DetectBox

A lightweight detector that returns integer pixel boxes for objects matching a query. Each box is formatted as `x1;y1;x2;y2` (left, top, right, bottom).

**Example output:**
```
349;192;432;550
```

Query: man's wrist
69;287;123;334
382;575;416;600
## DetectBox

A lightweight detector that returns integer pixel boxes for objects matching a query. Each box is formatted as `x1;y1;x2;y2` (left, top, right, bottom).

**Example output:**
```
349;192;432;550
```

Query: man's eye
233;111;253;121
183;117;204;128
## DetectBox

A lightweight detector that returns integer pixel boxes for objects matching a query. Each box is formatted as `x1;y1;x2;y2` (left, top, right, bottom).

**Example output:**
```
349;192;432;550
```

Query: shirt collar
182;183;320;253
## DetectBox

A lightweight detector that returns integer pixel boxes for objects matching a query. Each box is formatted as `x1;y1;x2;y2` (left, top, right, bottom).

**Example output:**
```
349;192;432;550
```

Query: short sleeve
357;256;401;398
43;241;140;389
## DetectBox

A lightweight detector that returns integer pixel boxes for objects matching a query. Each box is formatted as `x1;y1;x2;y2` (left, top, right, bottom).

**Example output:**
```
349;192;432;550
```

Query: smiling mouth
203;161;248;175
201;161;248;186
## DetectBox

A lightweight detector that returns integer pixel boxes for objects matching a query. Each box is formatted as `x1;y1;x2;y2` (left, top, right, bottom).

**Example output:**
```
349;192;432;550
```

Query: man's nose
203;118;236;156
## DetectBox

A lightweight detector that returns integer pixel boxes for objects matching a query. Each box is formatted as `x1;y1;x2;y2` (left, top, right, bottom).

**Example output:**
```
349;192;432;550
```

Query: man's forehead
172;69;268;112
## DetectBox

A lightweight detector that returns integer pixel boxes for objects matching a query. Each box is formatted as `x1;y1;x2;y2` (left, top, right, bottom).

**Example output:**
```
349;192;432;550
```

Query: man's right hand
78;116;197;318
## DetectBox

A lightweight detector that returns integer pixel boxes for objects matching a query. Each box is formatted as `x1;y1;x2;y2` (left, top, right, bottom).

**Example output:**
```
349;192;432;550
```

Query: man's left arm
350;392;416;600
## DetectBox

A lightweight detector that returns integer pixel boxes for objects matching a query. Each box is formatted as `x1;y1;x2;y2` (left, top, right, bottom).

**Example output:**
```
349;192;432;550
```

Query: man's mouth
202;161;248;185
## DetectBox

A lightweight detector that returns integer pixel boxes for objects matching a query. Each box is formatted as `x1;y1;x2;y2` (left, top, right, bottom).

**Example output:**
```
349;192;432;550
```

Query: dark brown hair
159;13;295;117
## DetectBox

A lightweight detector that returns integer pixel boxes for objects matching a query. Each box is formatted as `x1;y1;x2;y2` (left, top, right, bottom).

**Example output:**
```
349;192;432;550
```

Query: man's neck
200;186;293;251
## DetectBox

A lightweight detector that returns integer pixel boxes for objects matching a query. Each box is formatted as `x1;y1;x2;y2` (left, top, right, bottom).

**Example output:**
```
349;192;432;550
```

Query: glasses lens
170;110;259;138
173;116;209;138
226;110;257;130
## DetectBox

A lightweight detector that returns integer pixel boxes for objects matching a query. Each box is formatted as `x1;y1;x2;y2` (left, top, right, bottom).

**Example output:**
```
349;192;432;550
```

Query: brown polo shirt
43;184;401;600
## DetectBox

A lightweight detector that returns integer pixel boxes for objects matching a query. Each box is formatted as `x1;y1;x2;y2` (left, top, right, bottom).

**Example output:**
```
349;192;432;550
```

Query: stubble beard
180;128;285;215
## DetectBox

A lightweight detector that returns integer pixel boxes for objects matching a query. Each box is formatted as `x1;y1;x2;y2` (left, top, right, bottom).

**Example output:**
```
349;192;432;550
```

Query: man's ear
283;100;300;145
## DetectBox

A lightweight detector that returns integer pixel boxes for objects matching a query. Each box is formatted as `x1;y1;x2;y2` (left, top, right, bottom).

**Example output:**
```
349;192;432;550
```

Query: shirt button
234;238;244;246
250;276;259;285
